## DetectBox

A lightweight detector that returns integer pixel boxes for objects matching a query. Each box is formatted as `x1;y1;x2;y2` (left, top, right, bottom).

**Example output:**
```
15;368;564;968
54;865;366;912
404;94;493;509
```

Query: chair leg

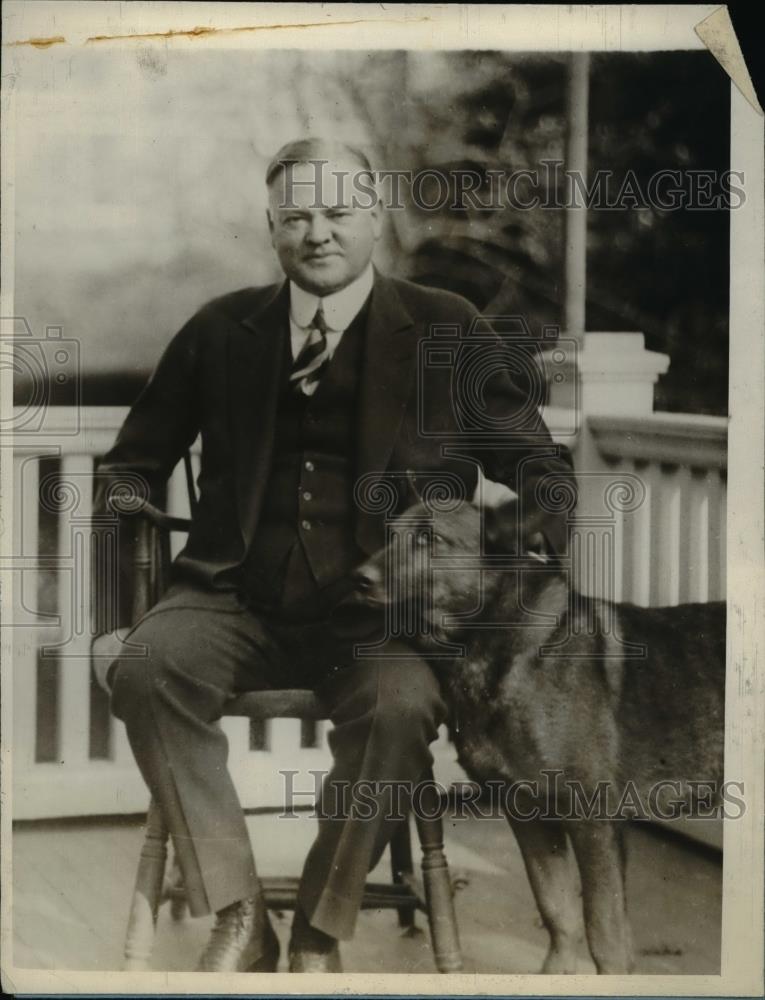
167;852;188;922
124;798;168;970
414;770;463;973
389;818;417;930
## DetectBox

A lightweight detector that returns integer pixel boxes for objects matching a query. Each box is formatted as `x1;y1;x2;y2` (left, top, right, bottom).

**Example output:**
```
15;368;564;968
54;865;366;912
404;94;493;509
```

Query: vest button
301;519;312;531
302;491;312;501
304;461;314;472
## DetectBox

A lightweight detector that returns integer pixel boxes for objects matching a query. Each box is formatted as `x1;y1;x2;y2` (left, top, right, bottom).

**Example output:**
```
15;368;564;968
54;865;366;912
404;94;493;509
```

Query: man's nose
352;562;383;593
306;214;332;244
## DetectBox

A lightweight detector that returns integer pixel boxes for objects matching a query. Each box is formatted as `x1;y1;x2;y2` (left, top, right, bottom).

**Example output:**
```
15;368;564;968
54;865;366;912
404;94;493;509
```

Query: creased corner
695;6;762;116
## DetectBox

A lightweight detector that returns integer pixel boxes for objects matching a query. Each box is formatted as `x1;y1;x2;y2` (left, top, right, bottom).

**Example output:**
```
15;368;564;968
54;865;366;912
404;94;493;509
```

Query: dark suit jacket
96;270;573;609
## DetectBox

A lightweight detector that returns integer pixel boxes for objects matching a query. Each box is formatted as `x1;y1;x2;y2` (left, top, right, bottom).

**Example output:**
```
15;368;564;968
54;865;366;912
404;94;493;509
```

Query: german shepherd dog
353;484;726;974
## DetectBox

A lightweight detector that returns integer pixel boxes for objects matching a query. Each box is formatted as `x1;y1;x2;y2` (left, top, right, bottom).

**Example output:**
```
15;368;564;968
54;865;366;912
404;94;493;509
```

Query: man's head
266;138;382;296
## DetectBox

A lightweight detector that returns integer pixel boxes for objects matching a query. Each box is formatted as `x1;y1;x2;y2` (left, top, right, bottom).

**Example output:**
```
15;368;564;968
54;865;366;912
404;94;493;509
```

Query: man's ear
266;208;275;243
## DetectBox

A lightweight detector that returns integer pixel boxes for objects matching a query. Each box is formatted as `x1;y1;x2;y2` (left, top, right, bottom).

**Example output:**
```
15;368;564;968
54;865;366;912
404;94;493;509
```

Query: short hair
265;137;373;188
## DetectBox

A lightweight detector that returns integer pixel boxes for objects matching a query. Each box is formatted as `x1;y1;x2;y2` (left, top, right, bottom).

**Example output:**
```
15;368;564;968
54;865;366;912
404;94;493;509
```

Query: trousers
110;582;446;941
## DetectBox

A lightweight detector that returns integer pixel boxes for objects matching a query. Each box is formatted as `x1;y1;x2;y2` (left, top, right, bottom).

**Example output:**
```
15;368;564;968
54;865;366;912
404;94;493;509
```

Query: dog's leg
566;820;634;974
506;815;583;973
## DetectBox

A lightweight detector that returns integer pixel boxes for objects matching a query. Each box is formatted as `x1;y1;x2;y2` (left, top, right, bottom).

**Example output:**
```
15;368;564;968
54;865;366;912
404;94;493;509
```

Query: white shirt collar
289;263;374;332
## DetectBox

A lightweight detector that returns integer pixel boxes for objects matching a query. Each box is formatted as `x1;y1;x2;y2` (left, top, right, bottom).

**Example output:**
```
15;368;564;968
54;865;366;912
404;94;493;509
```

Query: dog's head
353;476;567;626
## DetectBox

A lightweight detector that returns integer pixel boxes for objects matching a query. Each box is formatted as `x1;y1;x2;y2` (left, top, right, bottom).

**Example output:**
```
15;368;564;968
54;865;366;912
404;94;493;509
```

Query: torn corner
695;7;762;116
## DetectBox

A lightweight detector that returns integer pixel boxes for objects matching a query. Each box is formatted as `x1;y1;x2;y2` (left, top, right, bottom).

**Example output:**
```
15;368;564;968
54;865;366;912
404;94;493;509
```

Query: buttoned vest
241;297;370;612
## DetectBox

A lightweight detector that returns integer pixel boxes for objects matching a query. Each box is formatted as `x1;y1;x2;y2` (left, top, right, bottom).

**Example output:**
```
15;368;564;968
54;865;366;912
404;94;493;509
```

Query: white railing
10;364;728;821
587;412;727;606
11;407;341;819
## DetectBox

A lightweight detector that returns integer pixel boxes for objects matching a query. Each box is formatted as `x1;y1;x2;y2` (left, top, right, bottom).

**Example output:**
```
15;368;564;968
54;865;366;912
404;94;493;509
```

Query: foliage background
13;47;729;413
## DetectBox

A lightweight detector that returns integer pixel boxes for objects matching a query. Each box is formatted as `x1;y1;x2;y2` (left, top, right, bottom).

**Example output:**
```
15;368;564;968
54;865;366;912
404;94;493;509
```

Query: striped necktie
290;305;330;396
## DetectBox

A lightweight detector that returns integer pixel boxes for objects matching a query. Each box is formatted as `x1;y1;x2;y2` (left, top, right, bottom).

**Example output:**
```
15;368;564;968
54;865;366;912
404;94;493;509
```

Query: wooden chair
95;487;463;973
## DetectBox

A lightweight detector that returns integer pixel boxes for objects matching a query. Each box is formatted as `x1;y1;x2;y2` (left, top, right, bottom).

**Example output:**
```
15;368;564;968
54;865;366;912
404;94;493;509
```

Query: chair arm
138;501;192;534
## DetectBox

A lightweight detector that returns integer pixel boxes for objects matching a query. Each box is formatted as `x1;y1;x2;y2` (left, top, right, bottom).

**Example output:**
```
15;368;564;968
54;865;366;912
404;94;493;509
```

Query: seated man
95;137;572;972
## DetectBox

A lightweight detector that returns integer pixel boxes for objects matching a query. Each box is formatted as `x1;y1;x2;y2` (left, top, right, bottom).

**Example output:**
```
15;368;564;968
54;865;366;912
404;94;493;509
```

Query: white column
564;52;590;347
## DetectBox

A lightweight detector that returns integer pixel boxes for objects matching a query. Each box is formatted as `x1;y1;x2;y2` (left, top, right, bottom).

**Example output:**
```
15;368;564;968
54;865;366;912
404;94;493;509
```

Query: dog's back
613;600;725;798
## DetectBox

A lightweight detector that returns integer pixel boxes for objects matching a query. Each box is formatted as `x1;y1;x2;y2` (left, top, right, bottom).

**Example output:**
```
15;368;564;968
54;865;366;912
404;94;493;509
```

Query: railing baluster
220;716;250;765
610;460;626;605
13;454;40;772
654;464;682;606
686;470;710;603
112;717;135;765
627;460;652;606
707;470;725;601
718;472;727;600
56;454;94;769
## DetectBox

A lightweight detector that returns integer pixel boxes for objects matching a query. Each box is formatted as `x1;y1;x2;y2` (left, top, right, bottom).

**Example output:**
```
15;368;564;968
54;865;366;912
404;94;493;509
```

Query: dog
352;483;726;974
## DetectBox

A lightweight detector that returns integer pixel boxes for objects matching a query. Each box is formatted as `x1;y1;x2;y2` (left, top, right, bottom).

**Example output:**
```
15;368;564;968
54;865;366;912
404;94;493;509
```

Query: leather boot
196;896;280;972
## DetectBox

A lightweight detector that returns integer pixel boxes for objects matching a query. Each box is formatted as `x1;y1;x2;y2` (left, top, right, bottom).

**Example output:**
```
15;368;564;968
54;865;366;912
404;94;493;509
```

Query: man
97;137;573;973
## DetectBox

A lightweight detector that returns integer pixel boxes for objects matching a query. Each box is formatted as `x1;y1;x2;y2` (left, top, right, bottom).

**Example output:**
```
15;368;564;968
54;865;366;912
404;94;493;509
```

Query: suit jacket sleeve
94;315;202;514
92;315;202;632
459;300;576;554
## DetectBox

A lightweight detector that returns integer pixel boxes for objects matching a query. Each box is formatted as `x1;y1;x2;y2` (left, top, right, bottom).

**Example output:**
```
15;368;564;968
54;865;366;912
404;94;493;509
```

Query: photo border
1;3;762;997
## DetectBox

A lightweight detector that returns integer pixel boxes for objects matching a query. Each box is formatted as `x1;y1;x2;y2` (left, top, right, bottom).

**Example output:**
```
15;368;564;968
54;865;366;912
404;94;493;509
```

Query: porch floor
11;811;721;975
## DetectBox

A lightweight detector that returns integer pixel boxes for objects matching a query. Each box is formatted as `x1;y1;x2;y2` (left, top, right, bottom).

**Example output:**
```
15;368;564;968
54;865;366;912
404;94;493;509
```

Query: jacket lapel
229;273;417;553
229;281;289;544
355;273;417;548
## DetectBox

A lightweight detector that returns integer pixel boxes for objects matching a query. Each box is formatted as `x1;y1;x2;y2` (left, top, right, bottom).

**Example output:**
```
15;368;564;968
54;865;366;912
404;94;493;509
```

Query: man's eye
328;210;352;219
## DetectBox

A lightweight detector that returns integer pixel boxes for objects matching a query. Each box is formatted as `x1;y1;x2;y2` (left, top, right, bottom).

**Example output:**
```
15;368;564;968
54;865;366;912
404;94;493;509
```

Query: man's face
267;158;382;296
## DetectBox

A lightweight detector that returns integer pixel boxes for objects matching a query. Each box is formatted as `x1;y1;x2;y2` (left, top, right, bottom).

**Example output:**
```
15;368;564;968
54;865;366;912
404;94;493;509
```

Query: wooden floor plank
9;815;721;974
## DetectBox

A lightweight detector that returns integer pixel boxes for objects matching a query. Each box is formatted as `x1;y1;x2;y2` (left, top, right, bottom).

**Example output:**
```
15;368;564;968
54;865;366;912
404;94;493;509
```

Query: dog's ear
482;499;519;553
474;472;569;559
522;508;569;559
472;472;519;553
471;472;517;509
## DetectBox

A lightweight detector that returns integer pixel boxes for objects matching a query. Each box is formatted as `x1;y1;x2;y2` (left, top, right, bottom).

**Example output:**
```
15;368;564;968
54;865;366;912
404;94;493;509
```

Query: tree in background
355;51;729;415
15;49;729;414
